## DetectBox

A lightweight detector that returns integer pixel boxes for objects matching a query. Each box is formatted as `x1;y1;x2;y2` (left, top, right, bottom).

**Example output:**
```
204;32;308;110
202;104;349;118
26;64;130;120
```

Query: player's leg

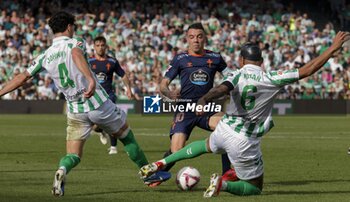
139;138;211;178
113;123;148;168
108;95;118;154
204;174;262;198
204;124;263;197
89;101;148;168
200;112;232;175
92;124;109;145
110;117;171;185
162;112;195;171
108;136;118;154
52;112;92;197
90;100;171;184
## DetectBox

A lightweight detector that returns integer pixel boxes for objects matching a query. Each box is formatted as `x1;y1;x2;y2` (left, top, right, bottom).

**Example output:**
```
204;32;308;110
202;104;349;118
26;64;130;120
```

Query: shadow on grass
0;151;57;155
267;179;350;186
73;188;203;197
0;168;103;173
265;190;350;195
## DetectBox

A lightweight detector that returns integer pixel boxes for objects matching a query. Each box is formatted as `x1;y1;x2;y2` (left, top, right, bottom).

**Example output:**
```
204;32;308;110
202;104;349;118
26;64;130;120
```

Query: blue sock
221;153;231;175
110;135;117;147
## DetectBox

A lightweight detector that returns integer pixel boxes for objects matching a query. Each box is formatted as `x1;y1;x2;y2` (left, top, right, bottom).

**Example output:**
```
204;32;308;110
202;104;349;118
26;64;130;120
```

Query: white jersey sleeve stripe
266;69;299;86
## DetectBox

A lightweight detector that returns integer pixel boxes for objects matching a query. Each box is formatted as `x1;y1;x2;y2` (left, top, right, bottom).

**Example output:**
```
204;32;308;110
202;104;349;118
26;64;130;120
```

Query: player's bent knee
111;123;129;138
170;133;187;152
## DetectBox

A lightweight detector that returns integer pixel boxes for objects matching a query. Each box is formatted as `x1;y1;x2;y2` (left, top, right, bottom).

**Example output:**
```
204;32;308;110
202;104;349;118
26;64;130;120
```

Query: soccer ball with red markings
176;166;200;191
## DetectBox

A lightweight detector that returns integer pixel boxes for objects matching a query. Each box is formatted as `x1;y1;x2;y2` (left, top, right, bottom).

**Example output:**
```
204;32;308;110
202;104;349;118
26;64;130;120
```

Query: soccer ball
176;166;200;191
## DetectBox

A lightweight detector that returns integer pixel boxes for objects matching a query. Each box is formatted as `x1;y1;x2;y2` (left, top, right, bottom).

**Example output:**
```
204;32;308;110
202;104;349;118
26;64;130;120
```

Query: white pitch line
133;133;350;139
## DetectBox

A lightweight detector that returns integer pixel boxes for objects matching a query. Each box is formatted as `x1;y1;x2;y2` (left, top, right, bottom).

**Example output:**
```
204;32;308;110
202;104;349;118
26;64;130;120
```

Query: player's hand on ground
196;98;206;116
84;79;96;98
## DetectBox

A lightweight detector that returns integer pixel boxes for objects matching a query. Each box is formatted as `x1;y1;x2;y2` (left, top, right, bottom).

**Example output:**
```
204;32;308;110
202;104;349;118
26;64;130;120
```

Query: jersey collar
242;64;262;70
52;36;71;44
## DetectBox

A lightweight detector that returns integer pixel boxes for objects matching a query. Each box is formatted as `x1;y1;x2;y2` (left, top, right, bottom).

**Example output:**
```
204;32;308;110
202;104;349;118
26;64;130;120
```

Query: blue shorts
169;111;217;140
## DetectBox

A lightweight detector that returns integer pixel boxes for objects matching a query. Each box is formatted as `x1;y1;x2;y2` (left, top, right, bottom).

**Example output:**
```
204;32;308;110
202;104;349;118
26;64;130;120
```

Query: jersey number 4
241;85;257;110
58;63;75;88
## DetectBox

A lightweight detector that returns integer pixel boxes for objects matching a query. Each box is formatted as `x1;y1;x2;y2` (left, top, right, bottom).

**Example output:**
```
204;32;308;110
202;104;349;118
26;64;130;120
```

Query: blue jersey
89;56;125;96
165;50;227;102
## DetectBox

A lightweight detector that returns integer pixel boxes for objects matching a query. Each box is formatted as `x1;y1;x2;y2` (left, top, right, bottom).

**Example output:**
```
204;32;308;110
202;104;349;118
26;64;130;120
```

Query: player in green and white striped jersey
0;11;170;197
139;31;350;197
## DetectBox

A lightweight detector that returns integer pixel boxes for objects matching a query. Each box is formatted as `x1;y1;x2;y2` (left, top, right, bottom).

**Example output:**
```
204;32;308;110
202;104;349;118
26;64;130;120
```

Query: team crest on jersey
187;62;193;67
106;63;111;71
207;59;213;68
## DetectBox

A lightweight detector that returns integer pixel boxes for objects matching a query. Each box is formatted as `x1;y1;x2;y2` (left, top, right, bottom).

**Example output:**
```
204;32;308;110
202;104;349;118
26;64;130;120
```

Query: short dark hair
187;23;205;32
48;11;75;34
94;36;107;44
240;42;262;61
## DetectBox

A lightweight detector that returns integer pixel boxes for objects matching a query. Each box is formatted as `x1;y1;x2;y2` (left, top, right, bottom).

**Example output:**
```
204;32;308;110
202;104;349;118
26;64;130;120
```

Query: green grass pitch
1;114;350;202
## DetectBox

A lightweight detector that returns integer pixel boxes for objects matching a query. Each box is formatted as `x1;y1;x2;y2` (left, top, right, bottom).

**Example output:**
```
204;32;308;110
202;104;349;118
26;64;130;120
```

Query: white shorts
66;99;126;140
209;121;263;180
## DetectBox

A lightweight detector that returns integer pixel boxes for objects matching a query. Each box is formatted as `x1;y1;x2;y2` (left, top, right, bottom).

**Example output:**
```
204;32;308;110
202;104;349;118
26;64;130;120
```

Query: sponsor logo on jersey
96;72;107;83
190;69;209;85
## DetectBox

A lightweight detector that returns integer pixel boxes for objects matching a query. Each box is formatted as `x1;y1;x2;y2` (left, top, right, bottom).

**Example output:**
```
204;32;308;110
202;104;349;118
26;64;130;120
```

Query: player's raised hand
330;31;350;51
84;79;96;98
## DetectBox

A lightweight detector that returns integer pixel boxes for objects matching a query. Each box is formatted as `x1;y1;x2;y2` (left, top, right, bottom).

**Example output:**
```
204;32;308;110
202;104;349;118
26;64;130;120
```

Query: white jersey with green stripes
222;64;299;138
26;36;108;113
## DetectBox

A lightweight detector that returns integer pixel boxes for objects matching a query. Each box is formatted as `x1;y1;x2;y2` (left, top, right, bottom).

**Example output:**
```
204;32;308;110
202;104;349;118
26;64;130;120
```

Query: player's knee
170;133;187;152
248;175;264;191
163;149;172;158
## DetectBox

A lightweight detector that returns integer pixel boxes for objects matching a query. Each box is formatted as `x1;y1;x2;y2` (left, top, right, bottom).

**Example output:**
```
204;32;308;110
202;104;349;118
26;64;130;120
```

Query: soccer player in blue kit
89;36;133;154
159;23;234;182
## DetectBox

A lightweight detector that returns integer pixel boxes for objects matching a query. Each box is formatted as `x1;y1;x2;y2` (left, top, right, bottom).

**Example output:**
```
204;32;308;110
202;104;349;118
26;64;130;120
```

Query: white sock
221;180;227;191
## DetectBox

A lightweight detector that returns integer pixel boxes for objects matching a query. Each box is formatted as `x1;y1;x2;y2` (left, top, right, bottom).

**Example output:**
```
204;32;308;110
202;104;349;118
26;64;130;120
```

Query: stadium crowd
0;0;349;101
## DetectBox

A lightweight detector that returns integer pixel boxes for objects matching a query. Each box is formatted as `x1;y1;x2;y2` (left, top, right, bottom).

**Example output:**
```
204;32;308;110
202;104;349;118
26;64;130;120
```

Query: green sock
164;140;208;165
119;130;149;168
225;180;261;196
58;154;81;174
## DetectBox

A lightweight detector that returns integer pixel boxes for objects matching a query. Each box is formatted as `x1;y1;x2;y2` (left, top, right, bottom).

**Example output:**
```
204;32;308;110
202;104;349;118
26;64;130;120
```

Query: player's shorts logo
190;69;209;85
143;94;162;113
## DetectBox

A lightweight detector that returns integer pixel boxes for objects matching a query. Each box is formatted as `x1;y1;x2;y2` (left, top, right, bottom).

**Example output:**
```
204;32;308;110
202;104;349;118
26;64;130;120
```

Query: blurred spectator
0;0;349;101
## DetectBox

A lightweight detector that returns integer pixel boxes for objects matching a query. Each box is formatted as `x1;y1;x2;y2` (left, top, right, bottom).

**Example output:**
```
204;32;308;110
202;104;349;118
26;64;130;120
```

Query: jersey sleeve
73;37;87;53
266;69;299;86
164;55;180;81
26;53;45;76
217;54;228;72
222;69;241;89
114;59;125;77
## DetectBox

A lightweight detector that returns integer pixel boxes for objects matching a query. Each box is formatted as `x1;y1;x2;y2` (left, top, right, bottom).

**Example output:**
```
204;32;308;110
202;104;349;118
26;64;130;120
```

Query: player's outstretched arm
160;78;180;99
71;48;96;98
0;71;31;97
299;31;350;79
196;83;231;116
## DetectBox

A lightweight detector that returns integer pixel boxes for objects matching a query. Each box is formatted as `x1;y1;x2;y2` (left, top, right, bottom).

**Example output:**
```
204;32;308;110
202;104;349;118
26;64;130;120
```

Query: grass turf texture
0;114;350;202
